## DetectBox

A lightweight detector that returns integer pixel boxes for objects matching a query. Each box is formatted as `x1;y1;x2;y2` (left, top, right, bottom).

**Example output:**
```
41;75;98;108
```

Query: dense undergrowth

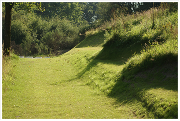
2;6;178;119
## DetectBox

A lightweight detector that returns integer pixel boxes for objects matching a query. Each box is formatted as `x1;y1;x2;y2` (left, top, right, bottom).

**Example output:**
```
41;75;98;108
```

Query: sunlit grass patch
76;31;105;48
2;51;136;119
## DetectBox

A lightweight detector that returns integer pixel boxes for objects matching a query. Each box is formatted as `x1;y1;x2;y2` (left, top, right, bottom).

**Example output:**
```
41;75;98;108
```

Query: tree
3;2;43;56
96;2;128;22
80;2;98;24
3;2;14;56
35;2;85;24
135;2;161;12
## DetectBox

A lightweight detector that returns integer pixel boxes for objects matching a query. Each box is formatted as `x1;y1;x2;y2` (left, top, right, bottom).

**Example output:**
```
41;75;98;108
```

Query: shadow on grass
75;26;165;79
75;41;144;79
64;29;177;118
108;53;178;118
73;47;177;119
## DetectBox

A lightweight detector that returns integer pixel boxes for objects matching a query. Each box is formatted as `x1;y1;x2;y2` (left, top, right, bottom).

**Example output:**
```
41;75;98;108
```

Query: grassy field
2;7;178;119
2;49;138;119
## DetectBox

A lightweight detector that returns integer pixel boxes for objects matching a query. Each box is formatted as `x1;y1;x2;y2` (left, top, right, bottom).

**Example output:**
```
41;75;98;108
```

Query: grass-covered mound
73;7;178;118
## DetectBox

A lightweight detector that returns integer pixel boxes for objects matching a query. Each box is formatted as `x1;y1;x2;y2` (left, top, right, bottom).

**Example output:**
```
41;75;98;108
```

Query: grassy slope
2;8;178;119
73;7;178;118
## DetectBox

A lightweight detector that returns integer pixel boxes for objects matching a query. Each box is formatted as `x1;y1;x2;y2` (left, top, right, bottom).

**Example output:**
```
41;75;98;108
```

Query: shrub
11;21;27;45
9;12;87;56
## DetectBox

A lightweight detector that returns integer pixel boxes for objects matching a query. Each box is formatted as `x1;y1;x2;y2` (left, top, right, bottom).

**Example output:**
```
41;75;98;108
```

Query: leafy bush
9;11;88;56
11;21;27;45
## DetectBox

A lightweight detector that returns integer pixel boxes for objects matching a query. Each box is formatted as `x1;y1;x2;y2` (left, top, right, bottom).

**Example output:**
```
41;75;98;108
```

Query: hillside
2;7;178;119
70;7;178;118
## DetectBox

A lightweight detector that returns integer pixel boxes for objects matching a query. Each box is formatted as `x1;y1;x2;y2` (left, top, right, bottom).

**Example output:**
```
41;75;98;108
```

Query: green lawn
2;45;178;119
2;48;136;119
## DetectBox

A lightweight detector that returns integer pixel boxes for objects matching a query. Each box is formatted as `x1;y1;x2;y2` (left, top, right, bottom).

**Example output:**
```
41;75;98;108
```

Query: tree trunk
3;2;14;56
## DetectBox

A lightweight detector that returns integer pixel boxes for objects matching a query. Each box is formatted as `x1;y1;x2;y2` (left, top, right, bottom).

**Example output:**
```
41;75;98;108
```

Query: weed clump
2;52;19;92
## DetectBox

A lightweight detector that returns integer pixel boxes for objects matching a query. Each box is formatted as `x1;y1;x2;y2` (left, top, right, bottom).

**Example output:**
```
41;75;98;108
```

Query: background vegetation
2;2;172;56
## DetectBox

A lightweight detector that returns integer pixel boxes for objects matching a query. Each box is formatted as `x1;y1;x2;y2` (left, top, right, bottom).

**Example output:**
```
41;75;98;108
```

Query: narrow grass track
2;50;137;119
3;47;177;119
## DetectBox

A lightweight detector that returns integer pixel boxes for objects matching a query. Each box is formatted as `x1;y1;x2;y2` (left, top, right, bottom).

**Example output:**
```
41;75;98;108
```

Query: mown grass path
2;52;136;119
3;47;177;119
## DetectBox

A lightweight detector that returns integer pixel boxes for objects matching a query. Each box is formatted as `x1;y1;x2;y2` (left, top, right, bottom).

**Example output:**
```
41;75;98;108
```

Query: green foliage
103;7;177;49
12;2;44;13
11;21;27;44
96;2;129;22
41;18;80;51
81;2;98;24
9;9;87;56
35;2;85;24
0;2;92;56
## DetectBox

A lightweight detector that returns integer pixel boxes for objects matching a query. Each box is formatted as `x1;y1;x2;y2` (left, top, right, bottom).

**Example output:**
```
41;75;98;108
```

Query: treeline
10;15;84;55
2;2;177;56
2;2;89;56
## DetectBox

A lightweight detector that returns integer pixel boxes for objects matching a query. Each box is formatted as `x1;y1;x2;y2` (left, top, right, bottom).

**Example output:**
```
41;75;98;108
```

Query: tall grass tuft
102;6;177;49
2;52;19;92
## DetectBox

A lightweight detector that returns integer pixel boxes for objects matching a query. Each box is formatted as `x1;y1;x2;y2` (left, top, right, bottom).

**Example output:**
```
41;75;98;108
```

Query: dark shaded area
95;30;164;61
135;2;161;12
103;28;164;49
108;57;178;118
